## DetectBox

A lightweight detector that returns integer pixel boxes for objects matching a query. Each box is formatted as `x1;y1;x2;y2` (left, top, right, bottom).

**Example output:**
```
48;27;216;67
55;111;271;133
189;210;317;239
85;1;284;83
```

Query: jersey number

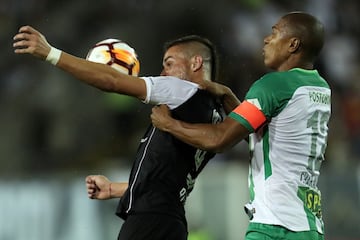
306;111;330;175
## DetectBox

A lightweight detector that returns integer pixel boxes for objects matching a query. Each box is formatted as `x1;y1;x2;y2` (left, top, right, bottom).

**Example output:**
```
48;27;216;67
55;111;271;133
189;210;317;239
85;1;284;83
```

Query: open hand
13;25;52;59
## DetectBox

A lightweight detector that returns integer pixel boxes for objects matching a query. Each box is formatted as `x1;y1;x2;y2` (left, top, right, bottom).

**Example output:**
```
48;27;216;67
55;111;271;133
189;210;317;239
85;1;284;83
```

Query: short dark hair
283;12;325;60
164;35;219;81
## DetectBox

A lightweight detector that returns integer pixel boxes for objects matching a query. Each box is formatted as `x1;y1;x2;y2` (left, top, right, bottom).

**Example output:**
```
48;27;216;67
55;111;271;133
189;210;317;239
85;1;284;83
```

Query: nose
160;69;166;76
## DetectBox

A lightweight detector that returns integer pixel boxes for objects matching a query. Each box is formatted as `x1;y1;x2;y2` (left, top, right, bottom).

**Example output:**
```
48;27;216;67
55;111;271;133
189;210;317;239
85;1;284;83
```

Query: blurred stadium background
1;0;359;239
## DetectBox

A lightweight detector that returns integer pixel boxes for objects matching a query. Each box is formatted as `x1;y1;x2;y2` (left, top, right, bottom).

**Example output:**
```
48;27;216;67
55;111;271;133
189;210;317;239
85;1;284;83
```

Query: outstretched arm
86;175;128;200
13;25;146;100
151;105;250;152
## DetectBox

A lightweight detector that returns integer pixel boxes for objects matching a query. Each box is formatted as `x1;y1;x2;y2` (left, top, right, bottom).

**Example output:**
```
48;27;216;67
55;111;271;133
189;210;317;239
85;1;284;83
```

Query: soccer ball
86;38;140;76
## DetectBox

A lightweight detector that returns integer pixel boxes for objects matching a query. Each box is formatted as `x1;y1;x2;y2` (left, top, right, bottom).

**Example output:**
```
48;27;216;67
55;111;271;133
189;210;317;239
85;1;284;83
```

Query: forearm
221;86;241;114
162;119;227;153
151;106;250;153
56;52;141;97
110;182;128;198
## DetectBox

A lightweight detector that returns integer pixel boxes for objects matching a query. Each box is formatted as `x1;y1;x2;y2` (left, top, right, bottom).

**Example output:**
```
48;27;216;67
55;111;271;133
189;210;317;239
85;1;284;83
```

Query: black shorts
118;213;188;240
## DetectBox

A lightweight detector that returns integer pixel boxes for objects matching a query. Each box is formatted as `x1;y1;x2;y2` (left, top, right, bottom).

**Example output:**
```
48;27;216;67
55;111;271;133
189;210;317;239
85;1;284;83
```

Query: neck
191;72;210;85
277;54;314;72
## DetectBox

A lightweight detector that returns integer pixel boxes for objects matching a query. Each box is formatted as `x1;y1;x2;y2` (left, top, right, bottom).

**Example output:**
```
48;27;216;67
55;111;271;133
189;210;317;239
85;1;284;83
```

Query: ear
289;37;301;53
191;55;203;72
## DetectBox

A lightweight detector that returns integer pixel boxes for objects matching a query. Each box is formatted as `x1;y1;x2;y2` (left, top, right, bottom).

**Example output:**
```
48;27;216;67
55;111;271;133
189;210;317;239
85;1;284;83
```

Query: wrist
167;119;179;132
46;47;62;65
108;182;112;198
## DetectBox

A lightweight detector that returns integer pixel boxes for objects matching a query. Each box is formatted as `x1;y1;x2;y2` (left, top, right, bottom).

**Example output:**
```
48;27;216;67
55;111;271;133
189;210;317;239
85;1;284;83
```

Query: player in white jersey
151;12;330;240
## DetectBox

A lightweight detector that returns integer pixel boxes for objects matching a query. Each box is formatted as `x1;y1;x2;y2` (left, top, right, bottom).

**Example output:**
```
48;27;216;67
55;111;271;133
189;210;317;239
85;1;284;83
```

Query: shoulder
246;72;281;98
253;71;287;88
245;71;297;117
140;76;200;108
250;69;320;93
141;76;198;88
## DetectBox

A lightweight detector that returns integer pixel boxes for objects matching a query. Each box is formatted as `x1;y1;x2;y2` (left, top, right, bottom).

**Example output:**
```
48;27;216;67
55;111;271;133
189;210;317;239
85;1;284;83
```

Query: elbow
203;128;241;153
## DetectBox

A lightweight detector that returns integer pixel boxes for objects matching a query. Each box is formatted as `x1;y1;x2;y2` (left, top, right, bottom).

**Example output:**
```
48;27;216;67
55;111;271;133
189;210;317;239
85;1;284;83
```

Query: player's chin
263;59;276;70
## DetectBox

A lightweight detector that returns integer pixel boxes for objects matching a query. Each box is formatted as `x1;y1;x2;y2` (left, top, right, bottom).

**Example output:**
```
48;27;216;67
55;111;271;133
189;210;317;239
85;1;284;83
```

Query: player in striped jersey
151;12;330;240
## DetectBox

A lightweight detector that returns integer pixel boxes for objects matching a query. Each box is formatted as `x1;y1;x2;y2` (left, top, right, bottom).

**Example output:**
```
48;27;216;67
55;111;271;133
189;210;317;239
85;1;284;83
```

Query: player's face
263;18;292;70
161;45;191;80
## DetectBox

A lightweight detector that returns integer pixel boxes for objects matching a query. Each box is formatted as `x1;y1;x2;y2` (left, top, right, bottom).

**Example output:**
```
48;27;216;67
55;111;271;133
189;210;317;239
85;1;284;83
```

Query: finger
86;183;95;190
151;108;160;116
14;48;30;54
85;177;92;183
87;180;98;189
85;175;96;183
13;39;31;50
13;32;32;41
18;25;37;34
87;187;96;194
160;104;169;110
151;106;158;112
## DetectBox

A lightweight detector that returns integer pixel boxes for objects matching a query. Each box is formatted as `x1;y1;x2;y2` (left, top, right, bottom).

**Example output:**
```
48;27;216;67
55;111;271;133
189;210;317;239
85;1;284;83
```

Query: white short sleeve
141;76;199;109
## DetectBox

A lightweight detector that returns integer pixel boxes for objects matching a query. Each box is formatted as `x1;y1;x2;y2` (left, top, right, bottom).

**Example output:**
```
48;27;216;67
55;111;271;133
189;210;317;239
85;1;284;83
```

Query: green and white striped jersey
229;68;331;233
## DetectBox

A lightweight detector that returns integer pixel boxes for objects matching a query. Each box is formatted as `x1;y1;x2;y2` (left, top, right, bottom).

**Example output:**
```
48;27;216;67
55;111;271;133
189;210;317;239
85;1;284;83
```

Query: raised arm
151;105;249;152
13;25;146;100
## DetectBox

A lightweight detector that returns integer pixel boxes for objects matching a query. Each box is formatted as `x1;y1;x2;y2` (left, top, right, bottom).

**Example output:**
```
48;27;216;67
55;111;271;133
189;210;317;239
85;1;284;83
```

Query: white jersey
229;68;331;233
141;76;199;109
